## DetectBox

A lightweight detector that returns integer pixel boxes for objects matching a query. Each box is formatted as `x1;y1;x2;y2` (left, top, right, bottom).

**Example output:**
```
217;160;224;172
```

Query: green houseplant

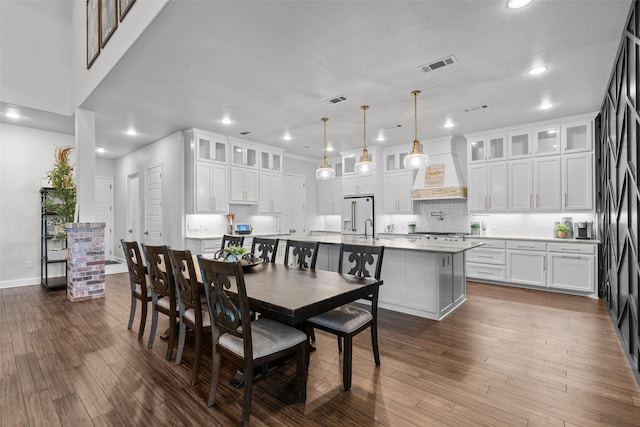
555;223;570;238
470;222;481;235
43;146;77;240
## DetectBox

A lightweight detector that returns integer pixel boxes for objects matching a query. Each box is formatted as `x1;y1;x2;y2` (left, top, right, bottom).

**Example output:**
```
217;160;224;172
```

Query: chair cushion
218;318;307;359
184;307;211;327
308;304;372;333
156;296;171;311
134;287;151;299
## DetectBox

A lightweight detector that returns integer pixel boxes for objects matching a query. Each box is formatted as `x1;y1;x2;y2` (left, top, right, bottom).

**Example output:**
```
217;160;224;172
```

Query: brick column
66;222;105;301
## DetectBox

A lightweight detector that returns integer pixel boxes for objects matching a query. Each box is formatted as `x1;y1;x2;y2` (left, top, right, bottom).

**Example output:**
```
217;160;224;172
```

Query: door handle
144;231;149;235
128;229;133;233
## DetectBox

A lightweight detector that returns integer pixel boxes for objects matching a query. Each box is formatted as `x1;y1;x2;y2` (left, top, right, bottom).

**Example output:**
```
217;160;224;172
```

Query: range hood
410;135;468;200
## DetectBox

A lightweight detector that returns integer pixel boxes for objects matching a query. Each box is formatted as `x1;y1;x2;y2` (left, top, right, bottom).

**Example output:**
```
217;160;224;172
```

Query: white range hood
411;135;468;200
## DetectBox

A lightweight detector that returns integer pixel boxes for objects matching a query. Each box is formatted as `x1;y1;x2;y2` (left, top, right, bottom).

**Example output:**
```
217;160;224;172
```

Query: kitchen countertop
464;235;601;244
186;233;290;240
292;234;484;254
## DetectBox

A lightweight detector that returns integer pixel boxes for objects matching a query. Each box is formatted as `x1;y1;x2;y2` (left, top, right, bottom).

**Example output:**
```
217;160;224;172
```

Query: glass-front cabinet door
260;148;283;172
534;126;560;156
562;121;592;153
469;135;505;163
231;139;257;168
384;147;409;172
194;132;228;163
508;131;532;159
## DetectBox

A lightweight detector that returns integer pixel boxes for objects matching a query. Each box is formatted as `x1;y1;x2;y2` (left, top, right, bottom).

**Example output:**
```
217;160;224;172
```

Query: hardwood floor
2;275;639;426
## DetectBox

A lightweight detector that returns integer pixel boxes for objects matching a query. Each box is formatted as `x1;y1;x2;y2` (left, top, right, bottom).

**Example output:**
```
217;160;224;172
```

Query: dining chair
250;237;279;263
197;256;308;426
143;244;178;361
283;240;319;269
168;248;210;385
221;234;245;250
121;240;151;340
307;243;384;390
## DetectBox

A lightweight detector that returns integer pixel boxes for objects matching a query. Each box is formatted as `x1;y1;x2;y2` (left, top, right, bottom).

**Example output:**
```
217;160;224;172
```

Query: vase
557;230;567;239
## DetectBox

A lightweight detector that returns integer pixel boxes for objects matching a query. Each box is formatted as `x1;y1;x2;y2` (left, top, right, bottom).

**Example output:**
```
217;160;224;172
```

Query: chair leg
241;363;254;427
310;327;316;342
139;299;148;340
128;295;136;329
342;336;353;391
192;326;203;385
165;315;176;361
208;351;221;407
175;321;187;365
337;336;342;352
371;323;380;366
148;306;158;349
296;343;308;402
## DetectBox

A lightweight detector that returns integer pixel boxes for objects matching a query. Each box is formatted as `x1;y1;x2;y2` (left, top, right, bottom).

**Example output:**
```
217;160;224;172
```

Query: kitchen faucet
365;218;373;238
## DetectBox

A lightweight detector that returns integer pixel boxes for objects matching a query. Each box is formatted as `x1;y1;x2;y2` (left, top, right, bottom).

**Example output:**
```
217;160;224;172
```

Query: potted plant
43;146;77;241
555;223;570;238
470;222;481;235
407;221;416;233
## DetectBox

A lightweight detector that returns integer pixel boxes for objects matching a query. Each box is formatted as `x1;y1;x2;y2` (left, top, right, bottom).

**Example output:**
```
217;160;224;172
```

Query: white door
144;165;163;245
127;174;141;243
95;176;113;259
281;173;305;236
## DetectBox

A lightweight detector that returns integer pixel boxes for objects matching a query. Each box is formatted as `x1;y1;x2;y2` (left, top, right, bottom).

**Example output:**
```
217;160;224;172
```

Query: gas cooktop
408;231;468;241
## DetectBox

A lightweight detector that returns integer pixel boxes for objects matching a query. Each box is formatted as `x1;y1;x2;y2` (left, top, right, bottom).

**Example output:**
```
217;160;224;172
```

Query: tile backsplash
186;205;278;237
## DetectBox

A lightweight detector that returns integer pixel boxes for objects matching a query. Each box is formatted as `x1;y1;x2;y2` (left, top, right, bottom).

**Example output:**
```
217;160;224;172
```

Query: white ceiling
9;1;635;161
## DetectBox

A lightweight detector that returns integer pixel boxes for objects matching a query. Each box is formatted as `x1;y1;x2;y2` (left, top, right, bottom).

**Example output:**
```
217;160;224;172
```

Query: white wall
113;131;183;254
0;123;75;288
96;158;115;177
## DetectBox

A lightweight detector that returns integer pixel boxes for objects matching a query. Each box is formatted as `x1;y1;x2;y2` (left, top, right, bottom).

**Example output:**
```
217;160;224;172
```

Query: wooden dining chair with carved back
307;243;385;390
121;240;151;340
168;248;210;385
250;237;280;263
221;234;245;251
197;256;308;427
283;240;319;270
143;244;178;361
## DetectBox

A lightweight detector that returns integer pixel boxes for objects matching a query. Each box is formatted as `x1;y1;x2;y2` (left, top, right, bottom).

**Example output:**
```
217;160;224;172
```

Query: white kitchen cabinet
260;148;283;172
509;160;533;211
230;138;258;168
563;153;593;211
384;147;409;172
318;178;342;214
466;239;507;282
506;241;547;287
547;243;596;292
562;121;592;153
230;166;258;203
259;171;282;213
507;130;532;159
404;251;438;314
534;126;561;156
383;171;412;214
194;162;228;213
438;252;465;317
534;157;562;211
468;134;506;163
468;162;507;212
379;249;405;306
184;129;228;164
343;174;374;196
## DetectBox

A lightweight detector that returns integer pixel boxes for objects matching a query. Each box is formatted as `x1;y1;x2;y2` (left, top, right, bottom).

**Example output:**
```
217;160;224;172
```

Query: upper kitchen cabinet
562;121;592;153
195;162;228;213
230;138;258;168
384;146;409;172
383;171;413;214
507;130;532;159
230;166;258;204
468;134;506;163
533;126;561;156
185;129;228;163
563;153;594;210
260;147;284;172
341;148;379;196
258;171;283;213
318;178;342;214
468;162;507;212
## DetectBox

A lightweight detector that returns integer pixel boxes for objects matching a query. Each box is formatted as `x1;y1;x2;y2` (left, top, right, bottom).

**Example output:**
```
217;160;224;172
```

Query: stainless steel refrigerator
342;195;375;237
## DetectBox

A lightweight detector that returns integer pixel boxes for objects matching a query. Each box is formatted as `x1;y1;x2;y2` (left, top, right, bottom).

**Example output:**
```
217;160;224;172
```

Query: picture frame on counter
100;0;118;48
119;0;136;21
86;0;100;69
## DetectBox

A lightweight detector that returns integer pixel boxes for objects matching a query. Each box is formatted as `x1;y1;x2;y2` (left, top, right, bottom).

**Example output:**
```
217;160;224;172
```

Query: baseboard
0;277;40;289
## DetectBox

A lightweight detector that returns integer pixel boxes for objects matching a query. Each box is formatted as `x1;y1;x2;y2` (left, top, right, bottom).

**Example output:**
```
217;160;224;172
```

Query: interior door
281;173;305;236
144;165;163;245
95;176;113;259
127;173;141;243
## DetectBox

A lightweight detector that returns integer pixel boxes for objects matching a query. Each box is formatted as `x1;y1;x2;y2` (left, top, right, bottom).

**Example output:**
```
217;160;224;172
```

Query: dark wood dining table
194;255;383;326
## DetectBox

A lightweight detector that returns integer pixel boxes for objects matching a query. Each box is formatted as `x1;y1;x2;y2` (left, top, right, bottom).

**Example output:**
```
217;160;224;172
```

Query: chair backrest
338;243;385;280
198;256;253;356
143;244;175;300
121;239;147;293
167;248;202;316
251;237;279;263
284;240;319;270
221;235;245;251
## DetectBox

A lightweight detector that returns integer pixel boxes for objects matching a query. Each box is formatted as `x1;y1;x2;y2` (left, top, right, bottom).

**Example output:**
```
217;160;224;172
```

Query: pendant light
354;105;375;175
315;117;336;180
403;90;430;169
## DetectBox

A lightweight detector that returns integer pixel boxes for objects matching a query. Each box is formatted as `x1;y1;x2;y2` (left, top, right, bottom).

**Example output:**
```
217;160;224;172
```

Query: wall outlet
26;260;33;268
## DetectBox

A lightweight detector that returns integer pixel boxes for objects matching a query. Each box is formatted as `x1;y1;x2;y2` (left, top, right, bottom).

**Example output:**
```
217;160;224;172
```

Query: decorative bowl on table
212;249;263;270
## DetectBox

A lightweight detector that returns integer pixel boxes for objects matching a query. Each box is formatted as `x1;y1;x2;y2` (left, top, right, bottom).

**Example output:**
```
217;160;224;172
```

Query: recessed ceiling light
377;133;385;142
444;120;454;128
506;0;532;9
95;147;106;153
327;146;334;152
527;66;548;75
126;128;137;136
539;102;554;110
4;111;21;119
221;116;232;125
283;133;292;141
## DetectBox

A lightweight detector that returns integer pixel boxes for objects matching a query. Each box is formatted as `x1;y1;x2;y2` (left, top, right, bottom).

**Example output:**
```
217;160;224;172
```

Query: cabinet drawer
547;242;596;254
466;248;506;265
466;263;506;282
507;241;547;251
467;239;506;249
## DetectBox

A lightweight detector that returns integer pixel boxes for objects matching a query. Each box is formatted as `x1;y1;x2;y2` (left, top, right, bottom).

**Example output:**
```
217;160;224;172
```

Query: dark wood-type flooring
2;275;639;426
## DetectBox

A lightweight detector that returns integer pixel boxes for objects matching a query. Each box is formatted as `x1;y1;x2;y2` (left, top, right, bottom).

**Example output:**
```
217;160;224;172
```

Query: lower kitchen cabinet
466;239;507;282
506;240;547;287
378;248;405;306
547;242;596;292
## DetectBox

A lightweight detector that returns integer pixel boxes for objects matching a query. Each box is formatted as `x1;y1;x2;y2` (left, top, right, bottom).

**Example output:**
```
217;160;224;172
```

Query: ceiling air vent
239;131;251;135
463;104;490;113
418;55;458;73
321;95;348;106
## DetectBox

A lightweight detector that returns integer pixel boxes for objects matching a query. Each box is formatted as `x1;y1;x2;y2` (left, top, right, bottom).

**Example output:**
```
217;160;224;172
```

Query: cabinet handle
561;247;580;251
536;194;539;208
488;196;491;209
478;270;494;275
564;193;568;208
559;255;587;259
517;245;535;248
543;255;546;271
477;255;493;258
530;194;532;208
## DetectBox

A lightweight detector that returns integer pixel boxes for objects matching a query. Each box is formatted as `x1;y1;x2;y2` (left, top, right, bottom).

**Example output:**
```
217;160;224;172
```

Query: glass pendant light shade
315;117;336;180
403;90;430;169
354;105;375;175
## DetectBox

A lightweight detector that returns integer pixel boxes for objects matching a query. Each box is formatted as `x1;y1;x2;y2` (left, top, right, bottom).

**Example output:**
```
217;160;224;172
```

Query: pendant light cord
412;90;421;142
322;117;328;161
361;105;369;150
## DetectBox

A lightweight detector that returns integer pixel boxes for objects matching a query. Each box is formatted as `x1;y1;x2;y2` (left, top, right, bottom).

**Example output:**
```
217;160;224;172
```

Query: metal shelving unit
40;187;67;290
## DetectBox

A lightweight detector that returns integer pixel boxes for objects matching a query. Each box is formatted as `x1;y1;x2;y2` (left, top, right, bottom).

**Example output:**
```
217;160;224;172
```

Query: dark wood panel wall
598;0;640;380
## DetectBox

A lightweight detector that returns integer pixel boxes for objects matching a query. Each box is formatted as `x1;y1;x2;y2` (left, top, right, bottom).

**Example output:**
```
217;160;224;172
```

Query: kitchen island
293;234;483;320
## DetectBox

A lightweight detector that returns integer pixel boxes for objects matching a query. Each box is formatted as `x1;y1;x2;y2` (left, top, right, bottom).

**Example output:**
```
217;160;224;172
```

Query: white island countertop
292;234;483;254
